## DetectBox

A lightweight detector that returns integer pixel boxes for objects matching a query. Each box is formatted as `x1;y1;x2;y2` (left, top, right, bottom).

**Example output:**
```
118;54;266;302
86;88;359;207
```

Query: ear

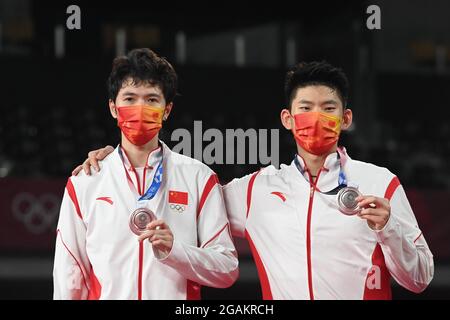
109;99;118;119
163;102;173;121
280;108;294;130
341;108;353;131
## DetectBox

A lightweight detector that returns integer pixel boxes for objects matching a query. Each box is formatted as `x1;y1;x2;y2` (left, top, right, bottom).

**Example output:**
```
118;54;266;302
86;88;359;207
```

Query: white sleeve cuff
370;213;398;244
154;237;184;268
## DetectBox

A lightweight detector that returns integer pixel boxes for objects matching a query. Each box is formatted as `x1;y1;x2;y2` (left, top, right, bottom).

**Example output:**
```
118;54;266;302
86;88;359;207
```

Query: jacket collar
291;146;350;192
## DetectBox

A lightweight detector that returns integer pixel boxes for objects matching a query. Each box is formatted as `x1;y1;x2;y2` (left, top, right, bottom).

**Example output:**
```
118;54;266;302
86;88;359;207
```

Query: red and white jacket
224;147;434;300
53;141;238;300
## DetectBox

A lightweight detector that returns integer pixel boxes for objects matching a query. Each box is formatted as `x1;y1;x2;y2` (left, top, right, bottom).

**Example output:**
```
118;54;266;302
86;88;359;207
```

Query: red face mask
116;105;164;146
291;111;342;155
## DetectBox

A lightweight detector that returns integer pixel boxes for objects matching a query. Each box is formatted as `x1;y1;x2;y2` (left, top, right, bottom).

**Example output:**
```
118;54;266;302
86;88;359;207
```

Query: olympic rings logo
11;192;60;235
169;203;185;213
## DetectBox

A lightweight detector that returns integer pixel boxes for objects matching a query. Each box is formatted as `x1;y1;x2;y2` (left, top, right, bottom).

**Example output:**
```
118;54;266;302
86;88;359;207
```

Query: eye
125;97;133;102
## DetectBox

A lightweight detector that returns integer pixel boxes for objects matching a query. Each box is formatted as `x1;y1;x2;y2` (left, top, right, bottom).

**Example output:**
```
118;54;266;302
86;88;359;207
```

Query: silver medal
336;186;362;215
129;208;156;235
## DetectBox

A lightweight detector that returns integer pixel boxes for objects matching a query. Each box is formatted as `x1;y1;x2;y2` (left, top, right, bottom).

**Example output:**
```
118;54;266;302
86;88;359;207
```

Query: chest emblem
270;191;286;202
168;190;188;213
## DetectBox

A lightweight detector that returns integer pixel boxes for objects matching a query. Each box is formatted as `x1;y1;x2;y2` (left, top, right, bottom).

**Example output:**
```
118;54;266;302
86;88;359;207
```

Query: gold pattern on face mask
117;105;164;146
291;112;341;155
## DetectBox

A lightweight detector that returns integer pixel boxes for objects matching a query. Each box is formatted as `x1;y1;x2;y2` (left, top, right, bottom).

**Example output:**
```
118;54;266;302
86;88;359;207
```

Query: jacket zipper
305;168;323;300
137;169;146;300
138;240;144;300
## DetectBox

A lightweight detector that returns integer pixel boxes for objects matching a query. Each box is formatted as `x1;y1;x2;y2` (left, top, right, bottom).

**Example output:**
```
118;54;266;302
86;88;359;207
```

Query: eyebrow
145;93;162;98
121;92;161;98
297;99;339;106
321;100;339;105
122;91;138;96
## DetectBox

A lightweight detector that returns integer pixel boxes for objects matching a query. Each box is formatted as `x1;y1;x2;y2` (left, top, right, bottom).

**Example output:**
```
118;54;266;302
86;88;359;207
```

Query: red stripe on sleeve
244;170;272;299
197;174;219;219
57;229;89;292
246;170;261;218
384;176;401;200
414;232;423;243
66;178;83;219
87;267;102;300
245;230;273;300
201;223;229;248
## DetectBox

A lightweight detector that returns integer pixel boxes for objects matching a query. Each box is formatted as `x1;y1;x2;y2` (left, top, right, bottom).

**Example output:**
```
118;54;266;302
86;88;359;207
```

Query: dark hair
284;61;349;109
107;48;178;103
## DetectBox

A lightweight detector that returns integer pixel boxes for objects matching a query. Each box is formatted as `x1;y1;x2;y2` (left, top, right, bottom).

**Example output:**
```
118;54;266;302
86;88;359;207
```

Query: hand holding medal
137;219;174;256
355;195;391;230
336;186;362;215
119;146;173;252
129;208;157;235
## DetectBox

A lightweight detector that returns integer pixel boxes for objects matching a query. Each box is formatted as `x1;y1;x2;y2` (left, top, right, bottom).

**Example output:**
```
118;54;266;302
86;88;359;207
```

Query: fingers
354;195;391;230
357;207;386;217
138;229;173;252
138;231;149;242
146;220;169;231
72;165;83;176
82;146;114;175
138;230;153;242
73;152;100;176
356;196;377;208
138;220;171;241
357;207;390;230
138;229;170;241
356;195;390;210
82;158;92;176
151;239;172;251
87;151;100;172
137;219;173;256
96;145;114;160
358;214;388;229
150;233;172;242
73;146;114;177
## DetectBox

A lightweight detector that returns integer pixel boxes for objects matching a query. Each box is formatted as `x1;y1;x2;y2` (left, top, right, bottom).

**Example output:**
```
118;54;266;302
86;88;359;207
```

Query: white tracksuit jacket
53;141;238;300
224;147;434;300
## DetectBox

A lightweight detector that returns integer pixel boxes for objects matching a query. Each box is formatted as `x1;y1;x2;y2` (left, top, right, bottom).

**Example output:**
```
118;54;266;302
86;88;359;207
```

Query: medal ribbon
118;146;164;202
294;148;347;195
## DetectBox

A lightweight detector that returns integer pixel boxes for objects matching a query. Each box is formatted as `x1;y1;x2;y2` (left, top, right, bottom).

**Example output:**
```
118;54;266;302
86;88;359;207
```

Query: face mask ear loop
288;112;296;131
290;114;297;137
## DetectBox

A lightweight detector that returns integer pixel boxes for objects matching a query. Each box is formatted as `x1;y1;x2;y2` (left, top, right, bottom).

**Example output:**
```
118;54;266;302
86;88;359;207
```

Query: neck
297;144;337;178
121;135;160;168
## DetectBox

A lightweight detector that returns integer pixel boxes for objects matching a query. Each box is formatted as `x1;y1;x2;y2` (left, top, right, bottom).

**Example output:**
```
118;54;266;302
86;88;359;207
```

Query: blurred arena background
0;0;449;299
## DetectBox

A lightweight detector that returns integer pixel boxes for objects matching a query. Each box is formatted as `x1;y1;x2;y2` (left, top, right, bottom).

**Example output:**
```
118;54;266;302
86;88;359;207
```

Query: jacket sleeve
53;178;91;299
374;180;434;293
222;171;259;238
156;173;239;288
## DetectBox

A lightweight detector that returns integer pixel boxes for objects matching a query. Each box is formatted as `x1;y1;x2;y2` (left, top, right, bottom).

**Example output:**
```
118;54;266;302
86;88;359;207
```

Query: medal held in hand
336;186;362;215
129;208;157;235
119;146;164;236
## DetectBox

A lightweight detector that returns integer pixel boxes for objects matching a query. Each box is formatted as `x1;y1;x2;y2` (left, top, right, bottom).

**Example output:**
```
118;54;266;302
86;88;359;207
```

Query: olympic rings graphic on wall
11;192;60;235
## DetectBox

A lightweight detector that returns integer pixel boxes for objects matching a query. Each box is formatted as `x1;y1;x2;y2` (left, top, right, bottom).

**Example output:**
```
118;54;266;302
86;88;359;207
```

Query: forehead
118;78;163;96
293;85;341;102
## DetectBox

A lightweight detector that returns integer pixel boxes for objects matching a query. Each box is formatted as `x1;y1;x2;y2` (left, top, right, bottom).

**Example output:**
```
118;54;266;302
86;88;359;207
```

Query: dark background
0;0;449;299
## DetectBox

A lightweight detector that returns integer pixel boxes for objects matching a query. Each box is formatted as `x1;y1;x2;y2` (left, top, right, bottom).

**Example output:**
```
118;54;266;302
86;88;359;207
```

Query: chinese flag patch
169;190;188;205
